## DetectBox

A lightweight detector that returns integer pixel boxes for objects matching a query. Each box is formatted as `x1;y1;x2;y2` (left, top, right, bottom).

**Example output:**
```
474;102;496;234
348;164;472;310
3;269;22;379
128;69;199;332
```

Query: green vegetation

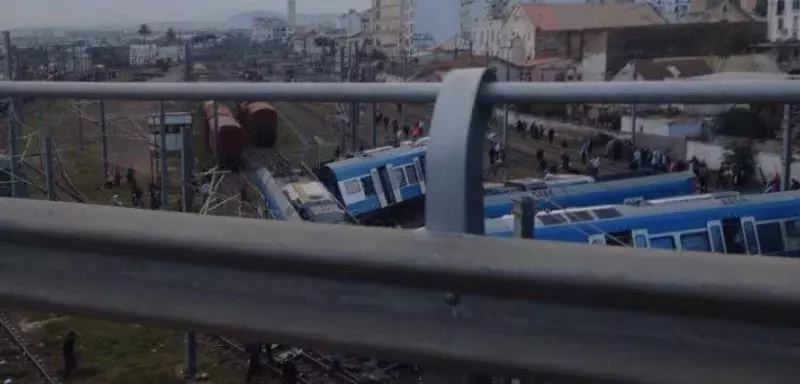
29;316;244;384
712;107;777;140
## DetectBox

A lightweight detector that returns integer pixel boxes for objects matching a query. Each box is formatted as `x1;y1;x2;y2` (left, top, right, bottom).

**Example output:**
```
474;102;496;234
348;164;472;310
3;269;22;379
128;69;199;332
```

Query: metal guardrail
3;69;800;383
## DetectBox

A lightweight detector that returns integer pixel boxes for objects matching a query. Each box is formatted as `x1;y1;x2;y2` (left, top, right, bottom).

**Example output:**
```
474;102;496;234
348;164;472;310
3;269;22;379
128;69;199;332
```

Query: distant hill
227;10;340;28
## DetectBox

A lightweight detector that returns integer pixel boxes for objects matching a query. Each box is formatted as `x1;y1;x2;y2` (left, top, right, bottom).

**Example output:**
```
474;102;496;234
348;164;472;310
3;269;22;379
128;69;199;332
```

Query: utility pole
100;100;109;181
3;31;21;198
782;104;794;191
371;65;377;148
631;58;638;146
44;134;55;201
503;39;512;156
181;45;198;383
183;42;192;82
351;41;359;152
213;100;220;166
159;101;169;209
77;99;84;151
339;45;347;151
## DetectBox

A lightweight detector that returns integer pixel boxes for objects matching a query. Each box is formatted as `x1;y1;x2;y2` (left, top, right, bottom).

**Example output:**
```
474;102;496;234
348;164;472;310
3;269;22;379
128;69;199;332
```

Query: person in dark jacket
63;331;77;378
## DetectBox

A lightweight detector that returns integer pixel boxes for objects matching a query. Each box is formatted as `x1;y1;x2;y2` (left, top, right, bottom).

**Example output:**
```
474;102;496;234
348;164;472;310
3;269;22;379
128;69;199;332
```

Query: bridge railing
3;70;800;384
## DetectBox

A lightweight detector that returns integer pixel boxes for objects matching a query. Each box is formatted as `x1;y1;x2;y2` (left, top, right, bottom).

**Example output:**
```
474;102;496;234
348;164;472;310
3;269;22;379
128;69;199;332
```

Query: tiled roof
519;2;665;31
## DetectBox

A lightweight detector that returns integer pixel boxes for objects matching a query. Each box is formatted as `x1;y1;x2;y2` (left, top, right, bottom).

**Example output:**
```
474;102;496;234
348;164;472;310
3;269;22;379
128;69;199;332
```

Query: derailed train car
238;102;279;147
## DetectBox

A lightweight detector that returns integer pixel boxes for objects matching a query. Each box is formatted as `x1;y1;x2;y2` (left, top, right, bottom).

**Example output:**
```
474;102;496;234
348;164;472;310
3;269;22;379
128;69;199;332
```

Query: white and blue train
483;175;595;196
483;171;697;219
484;190;800;257
251;167;349;224
316;146;427;220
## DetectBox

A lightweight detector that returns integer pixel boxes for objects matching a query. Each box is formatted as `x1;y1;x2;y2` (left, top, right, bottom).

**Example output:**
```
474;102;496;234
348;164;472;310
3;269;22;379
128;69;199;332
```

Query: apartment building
371;0;404;52
769;0;800;40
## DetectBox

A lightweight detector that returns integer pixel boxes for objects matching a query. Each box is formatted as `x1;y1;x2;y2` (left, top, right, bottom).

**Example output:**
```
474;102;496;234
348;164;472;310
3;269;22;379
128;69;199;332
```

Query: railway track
0;312;60;384
215;337;361;384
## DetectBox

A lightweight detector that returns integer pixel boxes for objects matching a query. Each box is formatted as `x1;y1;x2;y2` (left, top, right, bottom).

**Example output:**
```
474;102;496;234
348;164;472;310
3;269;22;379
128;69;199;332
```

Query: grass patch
33;316;244;384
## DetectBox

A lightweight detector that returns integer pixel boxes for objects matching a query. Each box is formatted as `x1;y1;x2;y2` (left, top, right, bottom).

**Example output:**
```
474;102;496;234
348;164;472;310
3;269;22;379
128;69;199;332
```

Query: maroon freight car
202;101;234;120
206;114;246;166
239;101;278;147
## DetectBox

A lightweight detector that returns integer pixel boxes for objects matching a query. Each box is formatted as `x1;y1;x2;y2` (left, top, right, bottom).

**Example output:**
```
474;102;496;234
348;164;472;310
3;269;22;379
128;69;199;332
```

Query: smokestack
287;0;297;27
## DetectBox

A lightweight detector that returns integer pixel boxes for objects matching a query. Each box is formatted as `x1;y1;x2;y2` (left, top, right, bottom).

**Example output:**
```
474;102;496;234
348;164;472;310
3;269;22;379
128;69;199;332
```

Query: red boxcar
239;101;278;147
202;101;234;120
206;114;246;166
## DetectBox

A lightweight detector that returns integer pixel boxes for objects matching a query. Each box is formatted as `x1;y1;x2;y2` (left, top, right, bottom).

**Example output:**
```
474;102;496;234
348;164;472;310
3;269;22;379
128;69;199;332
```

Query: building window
778;0;786;15
779;17;785;32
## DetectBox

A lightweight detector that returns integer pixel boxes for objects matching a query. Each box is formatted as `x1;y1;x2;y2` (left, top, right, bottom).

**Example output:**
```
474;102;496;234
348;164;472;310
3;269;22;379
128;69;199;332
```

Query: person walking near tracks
63;331;77;378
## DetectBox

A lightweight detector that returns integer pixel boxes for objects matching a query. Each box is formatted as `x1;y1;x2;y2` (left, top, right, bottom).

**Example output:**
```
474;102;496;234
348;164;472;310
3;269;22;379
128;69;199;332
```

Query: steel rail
1;198;800;383
5;80;800;103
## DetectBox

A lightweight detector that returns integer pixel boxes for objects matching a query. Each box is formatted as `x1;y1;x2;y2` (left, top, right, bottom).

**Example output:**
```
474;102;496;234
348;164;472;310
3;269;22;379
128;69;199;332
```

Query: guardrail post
44;134;55;201
425;68;496;234
514;197;536;239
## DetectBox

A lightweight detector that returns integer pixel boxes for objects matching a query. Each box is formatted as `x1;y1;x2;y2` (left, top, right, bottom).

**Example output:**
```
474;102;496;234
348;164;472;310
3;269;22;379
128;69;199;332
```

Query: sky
0;0;371;29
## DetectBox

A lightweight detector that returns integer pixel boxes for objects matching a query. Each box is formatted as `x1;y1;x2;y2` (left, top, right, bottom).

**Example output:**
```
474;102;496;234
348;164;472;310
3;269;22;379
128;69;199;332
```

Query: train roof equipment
282;181;350;224
484;190;800;257
483;171;696;219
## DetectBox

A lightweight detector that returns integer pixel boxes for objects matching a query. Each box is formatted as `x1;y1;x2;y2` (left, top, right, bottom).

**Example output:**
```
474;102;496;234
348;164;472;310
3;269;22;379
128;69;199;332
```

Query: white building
471;19;503;58
338;9;364;37
769;0;800;41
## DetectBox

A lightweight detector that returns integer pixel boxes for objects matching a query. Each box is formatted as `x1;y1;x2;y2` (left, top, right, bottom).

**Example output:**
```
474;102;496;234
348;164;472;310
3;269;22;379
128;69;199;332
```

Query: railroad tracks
215;337;361;384
0;312;60;384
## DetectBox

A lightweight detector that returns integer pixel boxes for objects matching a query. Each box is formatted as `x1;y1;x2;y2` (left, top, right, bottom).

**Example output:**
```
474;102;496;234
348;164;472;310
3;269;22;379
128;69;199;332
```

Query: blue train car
484;171;696;219
485;190;800;257
316;146;427;219
282;181;350;224
250;167;305;222
484;175;595;196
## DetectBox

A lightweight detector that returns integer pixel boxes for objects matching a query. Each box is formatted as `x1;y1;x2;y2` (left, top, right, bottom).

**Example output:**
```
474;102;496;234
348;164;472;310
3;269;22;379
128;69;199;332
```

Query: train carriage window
650;236;676;250
392;168;408;188
757;222;785;254
743;221;759;254
538;213;567;226
404;165;419;185
708;225;726;254
592;208;622;219
564;210;593;222
360;176;376;196
680;232;711;252
343;179;362;195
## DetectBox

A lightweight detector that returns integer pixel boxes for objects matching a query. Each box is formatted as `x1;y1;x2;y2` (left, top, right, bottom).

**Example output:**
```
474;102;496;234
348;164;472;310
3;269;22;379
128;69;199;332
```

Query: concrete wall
620;115;703;137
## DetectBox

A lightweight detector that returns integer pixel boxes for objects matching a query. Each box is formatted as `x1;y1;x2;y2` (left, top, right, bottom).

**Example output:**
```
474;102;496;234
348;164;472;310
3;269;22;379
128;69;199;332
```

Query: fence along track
0;312;60;384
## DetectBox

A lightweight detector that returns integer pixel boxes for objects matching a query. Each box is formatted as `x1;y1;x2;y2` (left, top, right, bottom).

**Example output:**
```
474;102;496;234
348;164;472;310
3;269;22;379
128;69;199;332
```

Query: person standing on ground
63;331;77;378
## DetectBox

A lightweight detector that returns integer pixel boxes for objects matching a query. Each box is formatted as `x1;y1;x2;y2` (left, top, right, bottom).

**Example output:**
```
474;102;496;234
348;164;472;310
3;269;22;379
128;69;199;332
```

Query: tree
165;28;177;44
487;0;511;20
712;107;776;139
721;140;757;187
137;24;152;45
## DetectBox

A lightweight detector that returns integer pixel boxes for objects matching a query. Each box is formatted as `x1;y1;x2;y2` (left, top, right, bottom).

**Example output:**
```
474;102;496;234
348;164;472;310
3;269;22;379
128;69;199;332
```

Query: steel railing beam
4;80;800;103
2;198;800;383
